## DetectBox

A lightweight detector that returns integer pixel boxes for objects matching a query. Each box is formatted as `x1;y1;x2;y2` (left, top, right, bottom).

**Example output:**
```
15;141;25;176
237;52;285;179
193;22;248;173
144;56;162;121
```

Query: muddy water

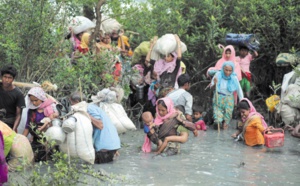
98;126;300;186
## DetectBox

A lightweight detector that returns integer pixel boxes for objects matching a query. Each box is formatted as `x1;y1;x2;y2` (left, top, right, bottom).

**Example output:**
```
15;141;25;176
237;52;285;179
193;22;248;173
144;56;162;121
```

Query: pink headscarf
207;45;242;81
154;52;178;76
240;98;268;129
154;97;176;125
27;87;55;117
142;97;176;153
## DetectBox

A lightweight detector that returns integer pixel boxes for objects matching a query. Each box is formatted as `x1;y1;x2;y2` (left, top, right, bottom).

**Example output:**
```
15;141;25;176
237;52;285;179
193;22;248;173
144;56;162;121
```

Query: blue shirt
87;104;121;151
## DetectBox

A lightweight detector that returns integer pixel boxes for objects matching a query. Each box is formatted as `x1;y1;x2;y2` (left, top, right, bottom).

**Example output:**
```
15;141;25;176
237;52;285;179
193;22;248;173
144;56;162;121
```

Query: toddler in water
142;111;162;150
193;105;207;131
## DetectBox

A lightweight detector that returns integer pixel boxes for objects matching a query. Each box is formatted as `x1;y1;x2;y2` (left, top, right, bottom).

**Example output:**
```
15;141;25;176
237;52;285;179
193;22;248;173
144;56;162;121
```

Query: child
193;105;207;131
236;46;258;98
22;87;59;162
141;111;162;152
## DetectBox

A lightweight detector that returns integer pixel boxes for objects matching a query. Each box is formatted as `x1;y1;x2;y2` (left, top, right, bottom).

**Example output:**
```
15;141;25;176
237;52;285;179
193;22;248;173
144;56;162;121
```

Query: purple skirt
0;131;8;184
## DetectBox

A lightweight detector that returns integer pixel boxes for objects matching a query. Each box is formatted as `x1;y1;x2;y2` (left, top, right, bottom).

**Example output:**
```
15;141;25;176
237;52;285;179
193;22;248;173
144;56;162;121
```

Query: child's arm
176;116;198;137
146;36;158;63
23;128;30;137
251;50;258;58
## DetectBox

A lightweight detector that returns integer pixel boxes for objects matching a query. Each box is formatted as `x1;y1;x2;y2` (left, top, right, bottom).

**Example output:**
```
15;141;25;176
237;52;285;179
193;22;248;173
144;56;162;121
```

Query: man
0;65;25;132
167;74;193;121
69;92;121;164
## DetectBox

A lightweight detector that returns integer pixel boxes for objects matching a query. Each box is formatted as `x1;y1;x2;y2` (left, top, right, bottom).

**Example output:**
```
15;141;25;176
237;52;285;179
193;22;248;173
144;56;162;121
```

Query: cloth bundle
225;33;260;51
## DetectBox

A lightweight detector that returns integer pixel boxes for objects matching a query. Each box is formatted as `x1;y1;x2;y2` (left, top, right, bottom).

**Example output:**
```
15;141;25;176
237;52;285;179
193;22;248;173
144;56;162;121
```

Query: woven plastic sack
279;103;300;125
60;102;95;164
99;102;127;134
155;34;187;55
225;33;260;51
101;16;122;34
69;16;95;35
282;84;300;109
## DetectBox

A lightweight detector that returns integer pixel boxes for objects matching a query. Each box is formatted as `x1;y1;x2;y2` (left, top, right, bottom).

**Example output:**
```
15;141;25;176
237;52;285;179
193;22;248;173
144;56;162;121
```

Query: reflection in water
97;128;300;185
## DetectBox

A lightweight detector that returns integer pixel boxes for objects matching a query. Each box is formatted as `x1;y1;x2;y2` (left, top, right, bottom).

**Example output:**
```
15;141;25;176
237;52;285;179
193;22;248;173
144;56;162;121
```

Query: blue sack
225;33;260;51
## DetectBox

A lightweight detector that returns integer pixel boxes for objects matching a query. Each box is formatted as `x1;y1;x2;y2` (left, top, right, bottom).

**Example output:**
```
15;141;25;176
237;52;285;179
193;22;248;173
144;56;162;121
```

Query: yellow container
266;95;280;112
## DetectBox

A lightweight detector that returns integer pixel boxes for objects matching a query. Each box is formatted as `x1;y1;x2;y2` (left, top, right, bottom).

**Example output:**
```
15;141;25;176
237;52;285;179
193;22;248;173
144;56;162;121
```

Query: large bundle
59;102;95;164
282;84;300;109
154;34;187;56
131;41;150;64
101;16;122;34
69;16;95;34
279;103;300;125
99;102;136;134
276;53;300;67
225;33;260;51
7;134;34;172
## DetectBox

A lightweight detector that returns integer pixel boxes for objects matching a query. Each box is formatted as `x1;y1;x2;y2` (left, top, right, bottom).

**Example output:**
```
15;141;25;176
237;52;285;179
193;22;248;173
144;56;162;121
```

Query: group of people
136;40;271;153
0;65;121;181
1;28;297;185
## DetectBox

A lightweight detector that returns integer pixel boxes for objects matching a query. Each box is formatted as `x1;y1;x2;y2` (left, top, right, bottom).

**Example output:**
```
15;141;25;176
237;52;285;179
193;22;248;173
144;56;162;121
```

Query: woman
153;97;197;155
147;34;182;89
77;32;90;54
210;61;244;129
207;45;242;81
22;87;59;162
232;98;268;146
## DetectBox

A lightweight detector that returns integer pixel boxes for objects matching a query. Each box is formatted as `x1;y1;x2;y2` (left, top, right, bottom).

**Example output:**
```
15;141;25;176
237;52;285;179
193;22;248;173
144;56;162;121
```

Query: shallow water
97;125;300;186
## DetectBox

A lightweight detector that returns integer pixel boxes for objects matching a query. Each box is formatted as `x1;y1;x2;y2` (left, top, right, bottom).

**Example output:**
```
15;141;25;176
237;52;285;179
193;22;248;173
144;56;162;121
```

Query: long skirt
213;93;234;125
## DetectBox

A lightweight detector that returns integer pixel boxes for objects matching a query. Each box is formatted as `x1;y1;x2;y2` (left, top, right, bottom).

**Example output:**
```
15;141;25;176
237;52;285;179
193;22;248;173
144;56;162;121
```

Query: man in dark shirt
0;65;25;132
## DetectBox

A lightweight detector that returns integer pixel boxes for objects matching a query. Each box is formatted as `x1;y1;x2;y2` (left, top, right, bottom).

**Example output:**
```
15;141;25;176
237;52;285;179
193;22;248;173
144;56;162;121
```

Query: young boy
236;46;258;98
142;111;162;149
193;105;207;131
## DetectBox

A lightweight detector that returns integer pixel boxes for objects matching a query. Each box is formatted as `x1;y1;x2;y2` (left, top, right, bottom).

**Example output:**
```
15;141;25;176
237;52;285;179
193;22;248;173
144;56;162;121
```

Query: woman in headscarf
152;97;197;155
210;61;244;129
207;45;242;81
77;32;90;54
232;98;268;146
22;87;59;161
147;34;182;89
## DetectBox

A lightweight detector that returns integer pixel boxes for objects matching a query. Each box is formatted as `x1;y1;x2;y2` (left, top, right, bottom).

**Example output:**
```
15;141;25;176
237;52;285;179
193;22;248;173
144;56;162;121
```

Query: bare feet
223;123;228;130
231;133;237;138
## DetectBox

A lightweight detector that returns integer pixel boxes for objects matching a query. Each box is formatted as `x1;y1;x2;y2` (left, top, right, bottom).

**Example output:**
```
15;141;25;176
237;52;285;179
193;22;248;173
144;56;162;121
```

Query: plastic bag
69;16;96;35
101;16;122;34
155;34;187;55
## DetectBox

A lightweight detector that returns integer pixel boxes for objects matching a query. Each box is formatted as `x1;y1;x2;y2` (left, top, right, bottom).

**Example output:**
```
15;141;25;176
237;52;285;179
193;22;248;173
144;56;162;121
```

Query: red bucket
264;128;284;148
